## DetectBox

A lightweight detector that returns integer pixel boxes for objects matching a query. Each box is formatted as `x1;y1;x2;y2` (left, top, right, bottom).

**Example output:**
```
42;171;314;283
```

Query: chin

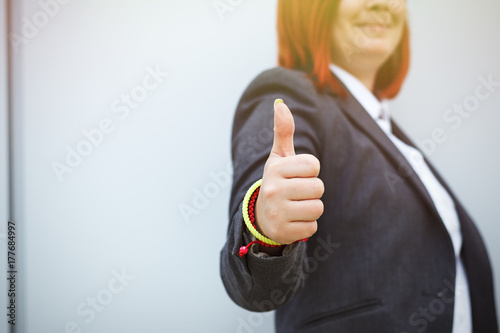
358;40;397;58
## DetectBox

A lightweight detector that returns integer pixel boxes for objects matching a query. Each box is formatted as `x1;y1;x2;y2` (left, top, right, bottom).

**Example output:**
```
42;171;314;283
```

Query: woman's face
331;0;407;76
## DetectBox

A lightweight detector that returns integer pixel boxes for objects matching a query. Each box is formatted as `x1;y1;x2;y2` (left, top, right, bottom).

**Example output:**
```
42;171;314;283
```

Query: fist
255;99;324;245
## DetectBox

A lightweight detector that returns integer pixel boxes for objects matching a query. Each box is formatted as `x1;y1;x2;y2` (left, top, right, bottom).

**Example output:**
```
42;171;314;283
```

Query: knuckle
266;157;287;173
265;158;289;178
318;200;325;217
261;182;279;199
306;221;318;237
264;159;278;173
313;178;325;197
303;154;320;175
267;207;280;222
311;158;321;175
312;199;324;218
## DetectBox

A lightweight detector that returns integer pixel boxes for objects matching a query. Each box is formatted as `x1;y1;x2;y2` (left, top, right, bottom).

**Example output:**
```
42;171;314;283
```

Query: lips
357;21;391;28
361;23;390;32
356;21;392;34
356;12;394;30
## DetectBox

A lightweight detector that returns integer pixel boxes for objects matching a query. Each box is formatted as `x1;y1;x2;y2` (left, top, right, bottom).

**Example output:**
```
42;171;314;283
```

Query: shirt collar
329;63;391;123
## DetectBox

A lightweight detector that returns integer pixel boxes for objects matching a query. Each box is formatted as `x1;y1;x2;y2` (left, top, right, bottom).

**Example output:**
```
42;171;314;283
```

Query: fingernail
274;98;284;107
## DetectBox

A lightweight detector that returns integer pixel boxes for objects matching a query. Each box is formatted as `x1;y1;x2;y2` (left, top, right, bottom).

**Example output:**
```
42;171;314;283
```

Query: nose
365;0;405;12
365;0;387;12
364;0;405;23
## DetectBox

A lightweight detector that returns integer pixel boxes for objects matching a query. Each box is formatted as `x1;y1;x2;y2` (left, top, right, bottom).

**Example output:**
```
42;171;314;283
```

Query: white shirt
330;64;472;333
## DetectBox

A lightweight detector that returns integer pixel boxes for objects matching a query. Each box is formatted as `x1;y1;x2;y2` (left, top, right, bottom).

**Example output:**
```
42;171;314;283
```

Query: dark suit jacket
220;67;498;332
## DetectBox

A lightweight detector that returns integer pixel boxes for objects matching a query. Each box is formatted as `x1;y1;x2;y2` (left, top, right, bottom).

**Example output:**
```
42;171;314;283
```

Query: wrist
242;179;282;246
240;179;283;256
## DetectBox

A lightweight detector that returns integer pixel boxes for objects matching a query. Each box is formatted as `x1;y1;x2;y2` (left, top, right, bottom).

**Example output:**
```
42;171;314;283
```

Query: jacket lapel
334;91;443;224
391;121;472;225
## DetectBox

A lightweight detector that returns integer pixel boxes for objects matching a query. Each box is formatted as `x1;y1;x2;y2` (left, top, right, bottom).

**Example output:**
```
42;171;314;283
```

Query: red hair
277;0;410;99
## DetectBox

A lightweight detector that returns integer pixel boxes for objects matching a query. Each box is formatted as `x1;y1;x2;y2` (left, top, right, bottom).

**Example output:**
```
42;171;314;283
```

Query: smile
356;22;392;33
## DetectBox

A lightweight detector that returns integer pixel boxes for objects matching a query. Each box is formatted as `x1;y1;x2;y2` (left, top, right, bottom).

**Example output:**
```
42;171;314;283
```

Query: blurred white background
1;0;499;332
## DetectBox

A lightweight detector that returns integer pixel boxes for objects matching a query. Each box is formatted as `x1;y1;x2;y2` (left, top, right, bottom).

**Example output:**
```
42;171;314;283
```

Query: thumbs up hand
255;99;324;245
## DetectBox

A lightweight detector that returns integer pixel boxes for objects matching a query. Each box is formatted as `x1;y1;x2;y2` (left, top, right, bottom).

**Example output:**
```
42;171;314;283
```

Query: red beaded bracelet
239;186;308;257
239;187;283;256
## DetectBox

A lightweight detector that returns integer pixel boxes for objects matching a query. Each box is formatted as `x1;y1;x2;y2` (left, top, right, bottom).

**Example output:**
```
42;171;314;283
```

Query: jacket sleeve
220;67;324;311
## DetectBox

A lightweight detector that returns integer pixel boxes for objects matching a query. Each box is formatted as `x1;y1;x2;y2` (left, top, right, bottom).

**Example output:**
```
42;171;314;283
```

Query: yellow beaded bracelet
242;179;283;246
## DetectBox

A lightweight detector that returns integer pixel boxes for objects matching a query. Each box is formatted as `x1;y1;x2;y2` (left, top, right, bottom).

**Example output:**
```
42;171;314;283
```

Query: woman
220;0;498;332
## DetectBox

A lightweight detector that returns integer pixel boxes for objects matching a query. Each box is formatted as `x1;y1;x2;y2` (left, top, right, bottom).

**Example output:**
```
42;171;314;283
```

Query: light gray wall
7;0;500;332
1;0;11;332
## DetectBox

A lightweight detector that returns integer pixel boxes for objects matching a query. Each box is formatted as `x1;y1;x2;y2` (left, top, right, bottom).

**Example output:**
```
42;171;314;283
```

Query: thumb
270;99;296;157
